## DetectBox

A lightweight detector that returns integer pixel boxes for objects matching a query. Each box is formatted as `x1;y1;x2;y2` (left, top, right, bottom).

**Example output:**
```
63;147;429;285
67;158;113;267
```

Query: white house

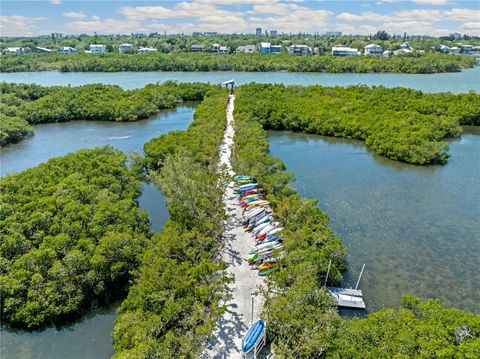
58;46;77;54
259;42;281;54
211;43;230;53
88;44;107;53
331;46;360;56
235;45;256;53
393;48;413;56
138;47;158;53
400;42;413;50
382;50;392;57
364;44;383;56
288;44;312;55
461;44;473;55
119;43;133;53
439;45;450;53
4;47;25;55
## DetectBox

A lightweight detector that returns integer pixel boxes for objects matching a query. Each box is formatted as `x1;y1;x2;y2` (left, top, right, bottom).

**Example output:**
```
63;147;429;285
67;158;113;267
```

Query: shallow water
268;127;480;312
0;105;195;358
1;67;479;93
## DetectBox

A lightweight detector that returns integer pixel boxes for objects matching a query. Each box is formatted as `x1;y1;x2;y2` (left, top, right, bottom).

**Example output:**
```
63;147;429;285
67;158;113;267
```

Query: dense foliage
0;81;212;146
0;147;150;328
0;52;475;74
235;84;480;164
112;88;229;357
232;90;347;357
332;295;480;358
0;82;51;145
232;88;480;357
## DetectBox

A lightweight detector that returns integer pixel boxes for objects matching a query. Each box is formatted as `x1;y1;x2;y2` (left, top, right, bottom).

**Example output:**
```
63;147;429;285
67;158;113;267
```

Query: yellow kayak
258;262;277;271
246;200;269;207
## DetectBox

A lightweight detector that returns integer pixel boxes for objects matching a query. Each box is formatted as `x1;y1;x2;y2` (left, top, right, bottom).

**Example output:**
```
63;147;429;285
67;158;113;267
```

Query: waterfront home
138;47;158;53
119;43;133;53
439;44;450;53
235;45;256;53
331;46;360;56
259;42;281;54
3;47;25;55
191;44;204;52
393;48;413;56
58;46;77;54
461;44;473;55
287;44;312;55
211;43;230;53
400;42;412;50
364;44;383;56
88;44;107;53
450;46;460;54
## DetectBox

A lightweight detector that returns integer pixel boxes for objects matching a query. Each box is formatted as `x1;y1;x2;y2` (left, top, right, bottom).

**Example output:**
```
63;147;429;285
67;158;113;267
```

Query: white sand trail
202;95;266;358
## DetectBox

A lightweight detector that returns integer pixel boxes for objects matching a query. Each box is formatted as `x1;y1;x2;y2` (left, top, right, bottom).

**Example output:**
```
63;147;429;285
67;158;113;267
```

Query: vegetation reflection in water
268;127;480;312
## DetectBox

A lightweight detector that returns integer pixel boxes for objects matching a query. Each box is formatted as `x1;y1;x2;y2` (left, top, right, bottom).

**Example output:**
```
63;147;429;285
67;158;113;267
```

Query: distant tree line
0;52;476;74
234;84;480;165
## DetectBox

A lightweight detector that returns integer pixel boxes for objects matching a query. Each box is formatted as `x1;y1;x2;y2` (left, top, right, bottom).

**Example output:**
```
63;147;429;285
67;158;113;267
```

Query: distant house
259;42;281;54
211;43;229;53
439;45;450;53
450;46;460;54
382;50;392;57
287;44;312;55
4;47;25;55
88;44;107;53
58;46;77;55
461;44;473;55
191;44;204;52
393;48;413;56
331;46;360;56
235;45;256;53
119;43;133;53
400;42;413;50
138;47;158;54
35;46;53;53
364;44;383;56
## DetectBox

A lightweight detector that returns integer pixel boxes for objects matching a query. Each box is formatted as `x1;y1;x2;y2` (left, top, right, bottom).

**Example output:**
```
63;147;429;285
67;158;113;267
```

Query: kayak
257;223;278;237
258;267;277;277
258;262;277;271
244;207;265;219
244;200;269;207
252;221;272;236
240;194;262;201
257;227;283;240
242;319;265;353
253;239;282;252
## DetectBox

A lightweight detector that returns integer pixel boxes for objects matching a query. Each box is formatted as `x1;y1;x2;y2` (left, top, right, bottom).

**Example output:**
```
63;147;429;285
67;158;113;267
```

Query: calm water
0;105;195;359
268;128;480;312
1;67;479;92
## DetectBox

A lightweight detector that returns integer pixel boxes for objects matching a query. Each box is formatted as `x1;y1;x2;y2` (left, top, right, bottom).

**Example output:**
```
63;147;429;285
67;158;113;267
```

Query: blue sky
1;1;479;37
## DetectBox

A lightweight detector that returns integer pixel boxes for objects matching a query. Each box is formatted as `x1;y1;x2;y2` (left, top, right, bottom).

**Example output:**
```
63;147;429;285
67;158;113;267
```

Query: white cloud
443;8;480;21
395;9;442;21
50;0;61;5
0;15;46;36
91;15;101;21
64;17;145;35
463;22;480;31
337;12;392;22
412;0;448;5
62;12;85;20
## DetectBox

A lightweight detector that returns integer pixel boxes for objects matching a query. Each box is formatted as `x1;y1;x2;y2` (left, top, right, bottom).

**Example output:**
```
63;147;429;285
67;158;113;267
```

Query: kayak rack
242;320;267;359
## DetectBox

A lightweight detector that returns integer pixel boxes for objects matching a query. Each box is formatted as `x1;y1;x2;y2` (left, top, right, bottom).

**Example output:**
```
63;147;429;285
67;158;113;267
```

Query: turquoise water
0;105;195;359
268;127;480;312
1;67;479;92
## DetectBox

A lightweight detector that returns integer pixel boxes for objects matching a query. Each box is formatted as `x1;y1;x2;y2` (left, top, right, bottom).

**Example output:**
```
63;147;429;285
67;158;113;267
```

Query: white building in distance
332;46;360;56
58;46;77;54
119;43;133;53
88;44;107;53
364;44;383;56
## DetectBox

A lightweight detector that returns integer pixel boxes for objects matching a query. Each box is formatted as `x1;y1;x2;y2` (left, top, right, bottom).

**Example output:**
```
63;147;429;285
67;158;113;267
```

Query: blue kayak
242;319;265;353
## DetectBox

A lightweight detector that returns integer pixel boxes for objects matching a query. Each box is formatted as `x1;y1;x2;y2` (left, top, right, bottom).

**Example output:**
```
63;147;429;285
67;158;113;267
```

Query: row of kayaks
233;174;284;277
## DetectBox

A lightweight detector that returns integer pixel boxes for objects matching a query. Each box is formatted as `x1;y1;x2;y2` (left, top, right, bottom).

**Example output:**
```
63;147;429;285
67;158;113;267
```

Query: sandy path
202;95;266;358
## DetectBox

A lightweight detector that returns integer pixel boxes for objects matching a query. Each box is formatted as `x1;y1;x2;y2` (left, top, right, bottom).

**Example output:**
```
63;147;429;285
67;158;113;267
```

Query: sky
1;0;479;37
